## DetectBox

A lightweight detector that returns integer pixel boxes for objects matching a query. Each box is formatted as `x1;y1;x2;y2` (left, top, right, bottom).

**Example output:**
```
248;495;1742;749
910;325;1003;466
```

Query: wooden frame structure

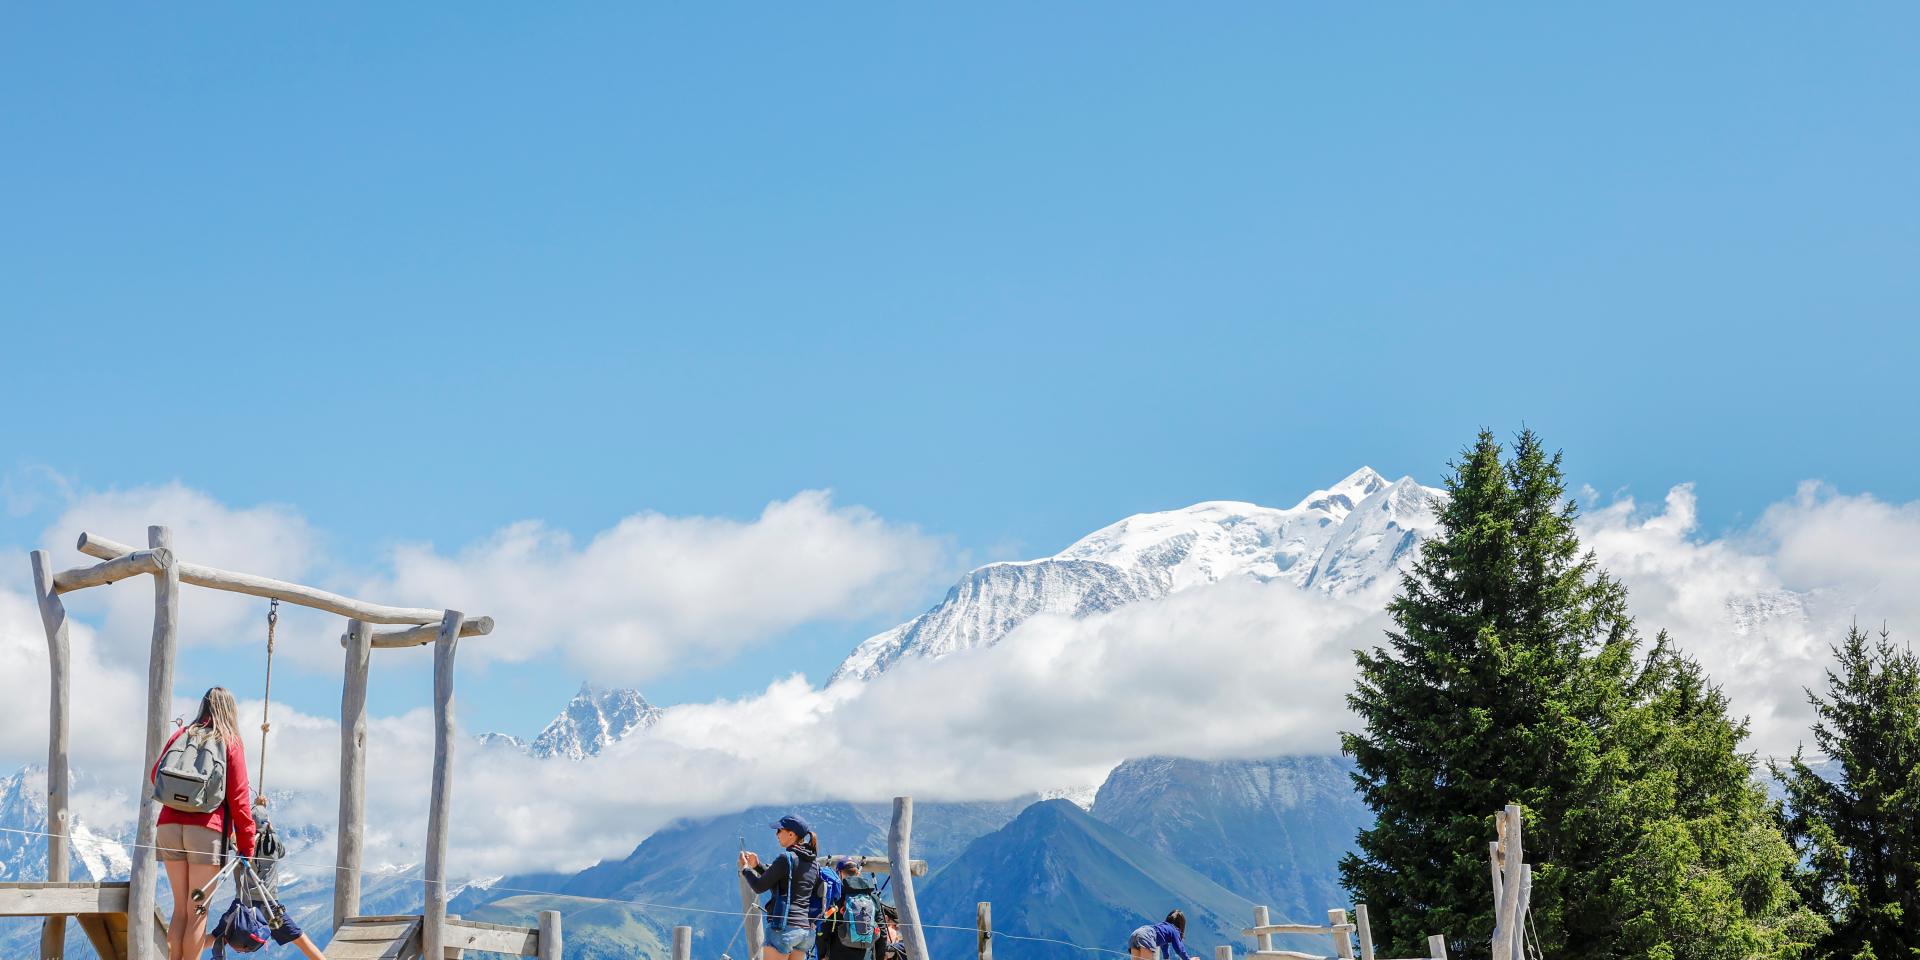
2;527;559;960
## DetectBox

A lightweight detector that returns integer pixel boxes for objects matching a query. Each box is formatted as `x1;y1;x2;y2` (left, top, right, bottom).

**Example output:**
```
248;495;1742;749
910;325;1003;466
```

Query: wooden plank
329;916;424;960
1428;934;1449;960
1248;951;1333;959
444;917;538;955
1243;923;1353;937
128;525;177;960
889;797;930;960
30;550;71;960
0;882;129;915
78;531;459;625
422;611;464;960
1354;904;1375;960
338;618;374;933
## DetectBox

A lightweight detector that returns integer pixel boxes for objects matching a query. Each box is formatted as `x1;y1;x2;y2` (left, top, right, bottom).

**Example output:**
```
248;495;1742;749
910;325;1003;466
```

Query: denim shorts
767;922;816;955
1129;927;1158;953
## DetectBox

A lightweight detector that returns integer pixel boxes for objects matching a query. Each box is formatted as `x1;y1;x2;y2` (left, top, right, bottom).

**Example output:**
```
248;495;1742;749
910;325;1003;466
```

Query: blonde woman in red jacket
151;687;257;960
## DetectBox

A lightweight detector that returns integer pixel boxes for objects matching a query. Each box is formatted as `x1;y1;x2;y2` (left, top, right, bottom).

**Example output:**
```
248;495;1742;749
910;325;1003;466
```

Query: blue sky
4;5;1917;742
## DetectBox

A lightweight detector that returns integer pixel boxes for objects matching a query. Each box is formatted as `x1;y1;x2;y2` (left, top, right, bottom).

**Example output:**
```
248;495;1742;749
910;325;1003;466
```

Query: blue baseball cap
835;858;858;872
771;814;812;837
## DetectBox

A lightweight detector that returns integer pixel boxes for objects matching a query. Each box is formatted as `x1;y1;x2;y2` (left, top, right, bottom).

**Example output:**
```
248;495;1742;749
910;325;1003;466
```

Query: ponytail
802;832;820;856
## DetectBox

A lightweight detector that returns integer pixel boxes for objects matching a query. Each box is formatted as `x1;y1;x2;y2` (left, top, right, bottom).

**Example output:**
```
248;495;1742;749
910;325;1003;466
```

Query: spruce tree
1341;429;1819;960
1774;624;1920;960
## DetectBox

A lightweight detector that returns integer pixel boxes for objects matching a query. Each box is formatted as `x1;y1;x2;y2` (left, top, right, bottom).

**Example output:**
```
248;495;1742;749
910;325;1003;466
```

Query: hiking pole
191;856;243;915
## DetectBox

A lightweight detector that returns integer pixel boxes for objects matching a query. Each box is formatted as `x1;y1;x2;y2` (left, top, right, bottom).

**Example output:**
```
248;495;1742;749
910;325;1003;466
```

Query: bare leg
164;859;190;960
183;860;221;958
763;945;787;960
291;932;329;960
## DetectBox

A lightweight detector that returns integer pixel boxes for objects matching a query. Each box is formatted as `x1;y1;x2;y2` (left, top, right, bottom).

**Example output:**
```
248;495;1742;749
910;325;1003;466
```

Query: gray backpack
154;726;227;813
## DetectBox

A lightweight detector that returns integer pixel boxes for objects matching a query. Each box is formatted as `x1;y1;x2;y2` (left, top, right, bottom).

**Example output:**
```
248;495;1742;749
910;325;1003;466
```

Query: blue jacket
1148;921;1194;960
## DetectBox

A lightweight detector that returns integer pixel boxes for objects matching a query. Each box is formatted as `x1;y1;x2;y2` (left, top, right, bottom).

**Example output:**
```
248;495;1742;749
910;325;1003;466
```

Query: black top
743;845;820;927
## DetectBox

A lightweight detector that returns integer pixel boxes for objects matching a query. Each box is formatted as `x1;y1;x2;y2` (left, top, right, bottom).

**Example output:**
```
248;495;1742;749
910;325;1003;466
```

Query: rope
256;600;278;805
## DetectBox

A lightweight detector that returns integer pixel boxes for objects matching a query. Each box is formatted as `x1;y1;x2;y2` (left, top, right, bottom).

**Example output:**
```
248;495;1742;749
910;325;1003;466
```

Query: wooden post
1353;904;1375;960
889;797;930;960
127;526;177;960
1513;864;1533;957
1491;805;1523;960
422;610;464;960
1252;906;1274;956
1216;947;1234;960
1427;934;1449;960
738;871;765;958
539;910;564;960
673;923;692;960
30;551;71;960
977;901;992;960
1488;840;1504;906
335;618;374;933
1329;908;1354;960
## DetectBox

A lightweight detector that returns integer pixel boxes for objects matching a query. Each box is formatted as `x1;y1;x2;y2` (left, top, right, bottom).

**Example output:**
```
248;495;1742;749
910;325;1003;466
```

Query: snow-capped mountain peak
527;683;663;760
831;467;1444;684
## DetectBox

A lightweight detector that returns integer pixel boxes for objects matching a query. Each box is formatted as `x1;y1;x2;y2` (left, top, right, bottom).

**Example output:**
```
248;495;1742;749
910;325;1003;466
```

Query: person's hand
740;851;761;869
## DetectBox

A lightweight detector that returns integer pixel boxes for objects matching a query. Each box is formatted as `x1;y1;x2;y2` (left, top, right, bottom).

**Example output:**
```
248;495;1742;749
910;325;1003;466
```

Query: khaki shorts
155;824;222;865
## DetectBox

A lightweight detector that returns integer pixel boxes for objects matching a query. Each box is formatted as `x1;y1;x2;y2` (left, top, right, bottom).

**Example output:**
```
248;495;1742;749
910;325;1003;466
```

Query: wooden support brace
50;549;171;594
336;619;374;933
127;526;178;960
338;616;495;649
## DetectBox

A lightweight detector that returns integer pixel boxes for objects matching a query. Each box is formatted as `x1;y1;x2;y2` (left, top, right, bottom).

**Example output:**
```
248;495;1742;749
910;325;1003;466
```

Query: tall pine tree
1341;429;1818;960
1774;624;1920;960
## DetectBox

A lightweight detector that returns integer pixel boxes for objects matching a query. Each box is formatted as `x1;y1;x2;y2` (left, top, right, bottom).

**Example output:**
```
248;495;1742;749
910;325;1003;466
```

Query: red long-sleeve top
151;726;257;857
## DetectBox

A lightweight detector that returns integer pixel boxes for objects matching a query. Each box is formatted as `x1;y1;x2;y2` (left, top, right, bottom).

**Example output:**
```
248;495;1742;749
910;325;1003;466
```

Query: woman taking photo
151;687;256;960
739;814;822;960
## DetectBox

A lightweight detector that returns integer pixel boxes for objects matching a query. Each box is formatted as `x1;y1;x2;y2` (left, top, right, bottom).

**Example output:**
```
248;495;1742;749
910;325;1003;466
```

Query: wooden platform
0;881;168;960
328;914;544;960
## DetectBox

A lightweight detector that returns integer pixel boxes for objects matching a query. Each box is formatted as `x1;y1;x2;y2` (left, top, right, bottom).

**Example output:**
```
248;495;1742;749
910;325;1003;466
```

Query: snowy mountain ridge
831;467;1444;683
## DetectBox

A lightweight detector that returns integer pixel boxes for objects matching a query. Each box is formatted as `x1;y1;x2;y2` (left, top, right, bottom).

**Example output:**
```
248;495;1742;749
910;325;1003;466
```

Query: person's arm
1162;924;1195;960
743;851;788;893
225;738;256;857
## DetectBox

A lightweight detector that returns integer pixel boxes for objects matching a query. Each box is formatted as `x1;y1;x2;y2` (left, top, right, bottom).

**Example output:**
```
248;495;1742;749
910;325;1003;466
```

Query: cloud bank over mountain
2;471;1917;878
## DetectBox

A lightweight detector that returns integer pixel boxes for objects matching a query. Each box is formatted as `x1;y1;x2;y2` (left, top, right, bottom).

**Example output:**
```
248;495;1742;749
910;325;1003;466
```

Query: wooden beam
422;610;464;960
337;616;495;649
671;924;692;960
76;531;457;625
1247;951;1332;960
1354;904;1375;960
888;797;930;960
1252;908;1274;954
50;549;171;595
128;526;177;960
538;911;563;960
1427;935;1448;960
1217;947;1235;960
29;552;71;960
336;618;374;933
819;855;929;878
0;882;131;915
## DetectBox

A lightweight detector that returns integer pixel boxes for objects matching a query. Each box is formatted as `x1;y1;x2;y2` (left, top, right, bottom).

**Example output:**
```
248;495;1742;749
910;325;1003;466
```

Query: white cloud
376;490;952;680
